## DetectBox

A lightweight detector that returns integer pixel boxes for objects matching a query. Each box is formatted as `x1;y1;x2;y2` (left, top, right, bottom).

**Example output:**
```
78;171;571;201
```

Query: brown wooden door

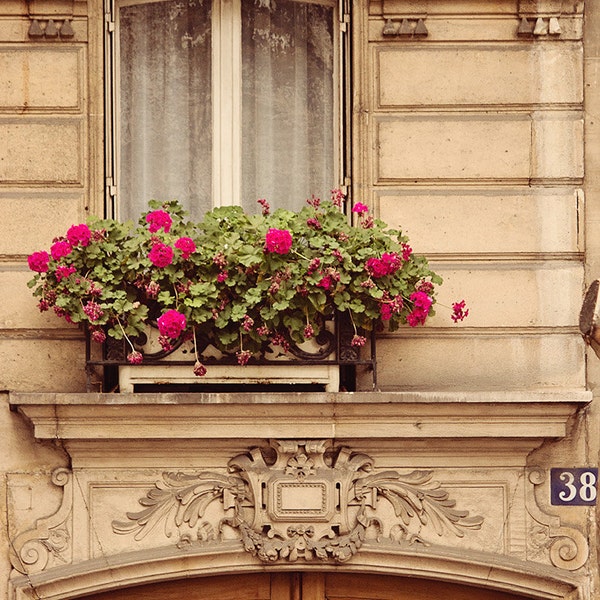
85;572;528;599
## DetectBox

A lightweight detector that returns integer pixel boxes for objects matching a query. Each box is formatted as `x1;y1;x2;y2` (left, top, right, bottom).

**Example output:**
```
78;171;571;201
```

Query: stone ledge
9;390;591;442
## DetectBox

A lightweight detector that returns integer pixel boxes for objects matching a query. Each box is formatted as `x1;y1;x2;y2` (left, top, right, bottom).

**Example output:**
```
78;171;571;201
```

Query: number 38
558;470;597;502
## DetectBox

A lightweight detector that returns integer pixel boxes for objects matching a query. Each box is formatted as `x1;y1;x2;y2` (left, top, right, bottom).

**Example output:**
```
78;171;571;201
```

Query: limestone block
0;48;81;109
0;270;74;329
0;119;83;184
0;338;86;392
0;196;84;255
373;333;585;390
425;263;583;328
376;44;582;107
532;112;584;179
378;188;580;254
375;115;531;181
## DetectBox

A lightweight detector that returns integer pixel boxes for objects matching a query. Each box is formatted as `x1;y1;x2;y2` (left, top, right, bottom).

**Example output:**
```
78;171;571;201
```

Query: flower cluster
27;193;468;374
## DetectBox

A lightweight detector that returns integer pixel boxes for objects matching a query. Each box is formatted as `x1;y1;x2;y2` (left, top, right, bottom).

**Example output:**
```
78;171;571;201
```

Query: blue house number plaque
550;468;598;506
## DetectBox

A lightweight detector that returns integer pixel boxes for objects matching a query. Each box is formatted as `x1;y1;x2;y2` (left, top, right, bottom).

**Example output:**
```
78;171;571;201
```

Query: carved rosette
112;440;484;563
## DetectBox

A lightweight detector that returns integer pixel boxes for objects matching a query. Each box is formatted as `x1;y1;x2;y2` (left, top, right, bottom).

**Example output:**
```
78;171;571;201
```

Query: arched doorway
84;572;529;599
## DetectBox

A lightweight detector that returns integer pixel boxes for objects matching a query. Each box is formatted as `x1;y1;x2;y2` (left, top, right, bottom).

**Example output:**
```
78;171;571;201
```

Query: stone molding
8;542;582;600
9;391;591;444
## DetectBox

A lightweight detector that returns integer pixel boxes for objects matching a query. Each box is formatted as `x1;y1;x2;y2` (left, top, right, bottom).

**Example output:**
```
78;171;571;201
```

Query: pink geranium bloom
148;242;174;267
50;240;72;260
146;209;172;233
174;236;196;259
27;250;49;273
55;265;76;281
157;309;187;338
66;224;92;247
352;202;369;214
265;228;292;254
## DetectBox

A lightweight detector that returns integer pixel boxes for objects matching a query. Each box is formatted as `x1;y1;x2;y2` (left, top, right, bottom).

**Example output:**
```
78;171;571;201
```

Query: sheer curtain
118;0;212;221
241;0;335;212
118;0;335;219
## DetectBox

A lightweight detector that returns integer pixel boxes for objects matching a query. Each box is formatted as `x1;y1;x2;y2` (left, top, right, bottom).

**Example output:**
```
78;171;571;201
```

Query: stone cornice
10;390;590;443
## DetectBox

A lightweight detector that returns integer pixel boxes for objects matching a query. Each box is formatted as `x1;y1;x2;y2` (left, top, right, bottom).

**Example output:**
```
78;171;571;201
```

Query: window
105;0;348;221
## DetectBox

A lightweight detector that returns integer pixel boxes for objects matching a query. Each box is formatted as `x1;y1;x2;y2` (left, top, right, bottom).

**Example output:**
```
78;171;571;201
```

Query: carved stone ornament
526;468;589;571
112;440;484;563
9;468;72;575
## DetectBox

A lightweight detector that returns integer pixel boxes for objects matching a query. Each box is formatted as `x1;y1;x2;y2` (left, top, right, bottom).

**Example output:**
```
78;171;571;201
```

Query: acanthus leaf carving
112;440;484;563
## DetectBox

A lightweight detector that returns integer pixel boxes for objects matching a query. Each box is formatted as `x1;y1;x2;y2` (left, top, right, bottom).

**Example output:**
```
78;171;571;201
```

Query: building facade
2;0;599;598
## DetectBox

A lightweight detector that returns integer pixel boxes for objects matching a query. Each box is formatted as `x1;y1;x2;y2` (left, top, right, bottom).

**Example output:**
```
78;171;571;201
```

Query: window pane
241;0;335;212
118;0;212;221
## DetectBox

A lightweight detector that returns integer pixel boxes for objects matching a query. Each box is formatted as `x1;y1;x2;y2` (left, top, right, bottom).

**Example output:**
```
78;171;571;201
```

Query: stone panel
371;333;585;391
0;270;76;329
0;196;84;255
378;189;581;254
531;112;584;179
0;338;86;392
375;115;531;181
0;120;82;184
376;45;582;107
0;48;82;110
425;263;583;328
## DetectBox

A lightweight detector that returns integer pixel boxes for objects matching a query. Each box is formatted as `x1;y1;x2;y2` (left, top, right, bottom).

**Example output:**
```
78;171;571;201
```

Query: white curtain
119;0;212;221
241;0;335;212
118;0;334;219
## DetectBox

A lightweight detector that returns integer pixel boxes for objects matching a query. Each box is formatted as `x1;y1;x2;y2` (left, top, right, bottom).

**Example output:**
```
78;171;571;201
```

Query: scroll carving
113;440;483;563
526;468;589;571
9;468;73;575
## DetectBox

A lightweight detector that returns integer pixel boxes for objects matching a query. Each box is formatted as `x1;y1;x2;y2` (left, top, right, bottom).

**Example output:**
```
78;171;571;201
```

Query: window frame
104;0;351;219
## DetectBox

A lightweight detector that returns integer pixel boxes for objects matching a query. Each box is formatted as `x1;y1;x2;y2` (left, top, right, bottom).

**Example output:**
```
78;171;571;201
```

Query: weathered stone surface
377;45;582;107
0;120;83;184
376;115;531;181
373;333;586;390
0;48;81;109
379;189;581;254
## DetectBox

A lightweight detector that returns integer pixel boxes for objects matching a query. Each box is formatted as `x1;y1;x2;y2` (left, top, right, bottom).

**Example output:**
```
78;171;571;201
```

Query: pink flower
236;349;252;365
174;236;196;259
351;335;367;347
380;303;393;321
365;252;401;278
331;188;345;207
257;198;270;216
83;300;104;322
157;309;187;339
407;291;433;327
90;328;106;344
265;228;292;254
66;224;92;247
451;300;469;323
217;271;228;282
55;265;76;281
242;314;254;332
146;209;172;233
304;323;314;339
401;243;412;261
50;240;72;260
352;202;368;214
127;350;143;364
317;275;333;290
27;250;49;273
194;361;207;377
148;242;174;267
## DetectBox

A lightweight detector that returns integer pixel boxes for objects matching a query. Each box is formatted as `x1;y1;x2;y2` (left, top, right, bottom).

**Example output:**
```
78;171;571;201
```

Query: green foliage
26;194;443;357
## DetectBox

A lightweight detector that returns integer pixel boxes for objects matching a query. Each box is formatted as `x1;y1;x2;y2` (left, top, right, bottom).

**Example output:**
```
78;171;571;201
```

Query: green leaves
26;196;444;355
